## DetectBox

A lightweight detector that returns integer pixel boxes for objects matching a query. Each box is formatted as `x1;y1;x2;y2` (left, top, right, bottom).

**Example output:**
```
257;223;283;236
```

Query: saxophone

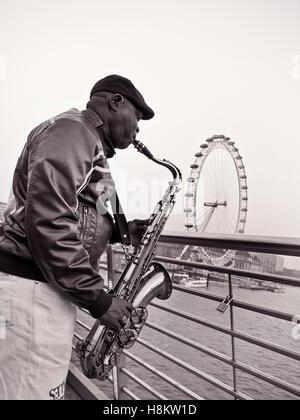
75;140;182;380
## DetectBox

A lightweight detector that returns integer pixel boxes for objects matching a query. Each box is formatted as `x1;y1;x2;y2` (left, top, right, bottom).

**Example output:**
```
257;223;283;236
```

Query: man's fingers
136;226;146;233
122;309;130;319
125;302;134;312
135;219;149;226
113;323;122;332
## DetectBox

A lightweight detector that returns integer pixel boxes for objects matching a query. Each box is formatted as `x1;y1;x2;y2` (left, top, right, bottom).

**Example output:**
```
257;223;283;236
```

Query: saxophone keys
118;328;138;349
131;307;148;325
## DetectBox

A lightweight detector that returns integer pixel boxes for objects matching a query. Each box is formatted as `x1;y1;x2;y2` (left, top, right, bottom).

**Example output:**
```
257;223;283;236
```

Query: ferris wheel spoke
198;207;216;232
196;206;216;223
226;210;238;232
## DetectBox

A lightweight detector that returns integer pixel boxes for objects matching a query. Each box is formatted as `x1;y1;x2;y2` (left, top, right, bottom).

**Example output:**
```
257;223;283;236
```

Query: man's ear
109;94;125;112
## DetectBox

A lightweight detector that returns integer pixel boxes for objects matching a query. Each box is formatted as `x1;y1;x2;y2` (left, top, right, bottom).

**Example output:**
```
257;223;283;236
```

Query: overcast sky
0;0;299;268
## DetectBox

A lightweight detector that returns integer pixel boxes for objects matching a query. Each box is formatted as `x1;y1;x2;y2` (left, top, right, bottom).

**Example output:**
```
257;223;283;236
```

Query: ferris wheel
184;134;248;266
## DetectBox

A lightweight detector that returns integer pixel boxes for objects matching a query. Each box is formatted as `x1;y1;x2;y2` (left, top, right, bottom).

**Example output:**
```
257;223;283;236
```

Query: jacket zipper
81;205;88;241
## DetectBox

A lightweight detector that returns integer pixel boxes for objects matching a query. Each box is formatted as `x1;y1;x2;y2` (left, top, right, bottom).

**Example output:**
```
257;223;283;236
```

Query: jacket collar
82;108;116;158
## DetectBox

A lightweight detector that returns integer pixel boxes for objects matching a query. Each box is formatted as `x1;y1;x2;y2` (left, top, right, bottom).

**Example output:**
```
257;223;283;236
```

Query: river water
74;282;300;400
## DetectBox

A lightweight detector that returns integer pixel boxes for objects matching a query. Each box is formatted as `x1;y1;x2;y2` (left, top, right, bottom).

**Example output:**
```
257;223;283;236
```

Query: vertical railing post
106;245;127;400
228;273;238;399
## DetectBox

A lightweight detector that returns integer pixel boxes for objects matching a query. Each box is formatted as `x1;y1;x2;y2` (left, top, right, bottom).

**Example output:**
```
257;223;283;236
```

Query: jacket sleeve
25;118;112;318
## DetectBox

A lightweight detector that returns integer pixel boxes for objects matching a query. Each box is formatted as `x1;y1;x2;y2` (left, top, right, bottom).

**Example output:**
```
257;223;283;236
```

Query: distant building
252;253;284;274
155;242;186;271
283;267;300;279
275;256;284;272
156;242;184;259
234;251;262;272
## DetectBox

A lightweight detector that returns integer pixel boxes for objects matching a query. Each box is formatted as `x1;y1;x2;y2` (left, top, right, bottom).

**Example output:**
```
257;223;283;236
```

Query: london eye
184;135;248;266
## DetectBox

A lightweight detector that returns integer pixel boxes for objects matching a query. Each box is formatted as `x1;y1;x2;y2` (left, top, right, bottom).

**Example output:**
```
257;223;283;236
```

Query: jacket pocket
76;203;89;243
0;277;15;328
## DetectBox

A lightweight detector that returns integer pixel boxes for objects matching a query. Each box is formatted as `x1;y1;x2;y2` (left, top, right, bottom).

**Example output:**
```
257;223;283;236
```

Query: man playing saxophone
0;75;153;400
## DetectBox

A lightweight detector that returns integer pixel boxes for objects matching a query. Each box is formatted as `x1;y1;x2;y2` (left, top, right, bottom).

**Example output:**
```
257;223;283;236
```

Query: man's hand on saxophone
99;297;134;332
128;219;150;246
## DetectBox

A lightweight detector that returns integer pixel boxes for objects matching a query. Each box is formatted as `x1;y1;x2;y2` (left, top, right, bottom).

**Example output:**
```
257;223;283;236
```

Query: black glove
99;296;134;332
128;219;149;246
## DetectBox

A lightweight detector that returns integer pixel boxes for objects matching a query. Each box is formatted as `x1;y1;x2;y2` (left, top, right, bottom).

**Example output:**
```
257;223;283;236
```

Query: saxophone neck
133;140;182;184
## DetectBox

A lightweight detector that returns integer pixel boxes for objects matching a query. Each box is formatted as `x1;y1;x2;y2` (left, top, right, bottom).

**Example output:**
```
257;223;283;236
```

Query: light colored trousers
0;272;77;400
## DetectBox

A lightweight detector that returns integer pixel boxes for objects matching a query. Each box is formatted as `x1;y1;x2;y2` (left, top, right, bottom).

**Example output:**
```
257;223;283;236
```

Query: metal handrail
74;303;300;398
120;368;168;400
154;256;300;287
71;232;300;400
123;350;205;400
149;301;300;361
170;285;295;322
159;231;300;256
136;336;252;400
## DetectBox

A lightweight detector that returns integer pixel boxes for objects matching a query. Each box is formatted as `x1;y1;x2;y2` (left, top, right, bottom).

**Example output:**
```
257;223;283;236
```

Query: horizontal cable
170;285;296;322
108;375;140;401
74;332;83;341
73;333;203;399
74;316;300;398
79;280;296;324
76;319;91;331
146;321;233;363
231;299;295;322
121;387;141;400
120;368;168;400
154;256;300;287
146;322;300;397
136;337;251;401
233;359;300;398
123;350;205;400
150;302;300;362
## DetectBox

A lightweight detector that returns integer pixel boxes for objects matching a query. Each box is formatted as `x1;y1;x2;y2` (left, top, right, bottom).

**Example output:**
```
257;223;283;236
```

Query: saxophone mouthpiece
133;140;153;160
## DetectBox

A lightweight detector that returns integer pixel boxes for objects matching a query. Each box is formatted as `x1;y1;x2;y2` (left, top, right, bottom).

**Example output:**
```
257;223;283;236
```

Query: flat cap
90;75;154;120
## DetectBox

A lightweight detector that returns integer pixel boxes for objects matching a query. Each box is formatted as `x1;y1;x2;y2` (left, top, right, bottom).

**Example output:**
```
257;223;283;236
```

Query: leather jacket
0;108;119;318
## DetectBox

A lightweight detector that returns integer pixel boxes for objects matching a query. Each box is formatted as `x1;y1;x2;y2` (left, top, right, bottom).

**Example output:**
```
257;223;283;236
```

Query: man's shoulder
33;109;97;140
50;108;101;140
49;108;86;126
27;108;102;154
29;108;85;137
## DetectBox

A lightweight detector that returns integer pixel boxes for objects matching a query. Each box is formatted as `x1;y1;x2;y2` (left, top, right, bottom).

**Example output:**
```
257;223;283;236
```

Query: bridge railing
69;232;300;400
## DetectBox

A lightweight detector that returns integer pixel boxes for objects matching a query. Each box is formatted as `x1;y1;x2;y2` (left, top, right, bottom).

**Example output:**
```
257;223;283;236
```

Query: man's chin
117;141;132;150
